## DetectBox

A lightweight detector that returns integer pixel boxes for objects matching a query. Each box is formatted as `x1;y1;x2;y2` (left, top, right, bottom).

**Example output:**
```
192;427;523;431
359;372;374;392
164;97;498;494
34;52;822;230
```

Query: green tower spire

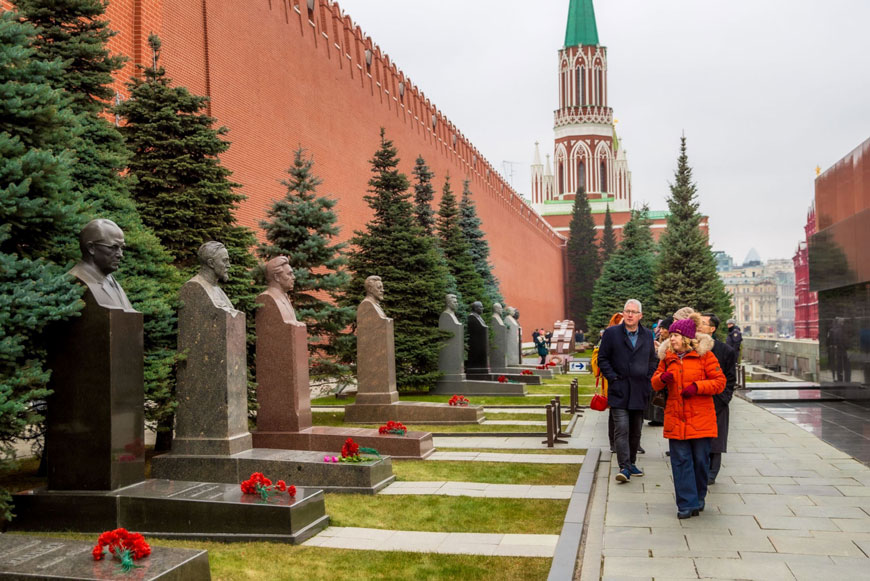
564;0;599;48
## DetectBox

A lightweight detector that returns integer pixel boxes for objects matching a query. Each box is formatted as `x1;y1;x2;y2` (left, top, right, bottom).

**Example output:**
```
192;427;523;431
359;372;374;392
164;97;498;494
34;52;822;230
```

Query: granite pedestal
0;534;210;580
251;290;433;459
44;292;145;491
344;295;484;425
430;308;526;396
152;279;395;492
10;479;328;543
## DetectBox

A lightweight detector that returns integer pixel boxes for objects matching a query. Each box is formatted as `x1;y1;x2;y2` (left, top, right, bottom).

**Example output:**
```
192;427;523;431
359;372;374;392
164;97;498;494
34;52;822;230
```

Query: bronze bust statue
68;218;135;311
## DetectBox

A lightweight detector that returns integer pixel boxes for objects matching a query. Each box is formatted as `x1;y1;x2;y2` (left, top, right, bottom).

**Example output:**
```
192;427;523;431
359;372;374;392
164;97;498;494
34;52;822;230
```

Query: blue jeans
669;438;712;512
611;408;644;471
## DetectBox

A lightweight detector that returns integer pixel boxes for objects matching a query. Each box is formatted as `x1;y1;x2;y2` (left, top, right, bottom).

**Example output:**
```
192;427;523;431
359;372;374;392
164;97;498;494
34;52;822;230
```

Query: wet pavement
740;382;870;465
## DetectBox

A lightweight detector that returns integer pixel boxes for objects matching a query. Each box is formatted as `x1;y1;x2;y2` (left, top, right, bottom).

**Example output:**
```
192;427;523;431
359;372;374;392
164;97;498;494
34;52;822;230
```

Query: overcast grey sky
338;0;870;264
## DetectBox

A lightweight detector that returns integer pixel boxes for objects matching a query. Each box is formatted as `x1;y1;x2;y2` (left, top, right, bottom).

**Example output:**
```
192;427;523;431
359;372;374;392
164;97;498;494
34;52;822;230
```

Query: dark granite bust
68;218;135;311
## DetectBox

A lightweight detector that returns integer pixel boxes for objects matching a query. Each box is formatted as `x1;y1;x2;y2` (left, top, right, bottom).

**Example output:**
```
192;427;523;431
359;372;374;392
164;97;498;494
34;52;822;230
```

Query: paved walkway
379;481;574;499
303;527;559;557
580;396;870;580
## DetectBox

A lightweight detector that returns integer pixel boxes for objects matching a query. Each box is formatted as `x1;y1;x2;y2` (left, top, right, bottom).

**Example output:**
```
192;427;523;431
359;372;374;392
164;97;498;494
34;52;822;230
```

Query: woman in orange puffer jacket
651;313;725;519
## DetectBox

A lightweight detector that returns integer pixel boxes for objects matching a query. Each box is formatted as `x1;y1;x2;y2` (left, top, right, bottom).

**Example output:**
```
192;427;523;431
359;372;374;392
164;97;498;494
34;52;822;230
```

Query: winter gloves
660;371;675;385
681;383;698;398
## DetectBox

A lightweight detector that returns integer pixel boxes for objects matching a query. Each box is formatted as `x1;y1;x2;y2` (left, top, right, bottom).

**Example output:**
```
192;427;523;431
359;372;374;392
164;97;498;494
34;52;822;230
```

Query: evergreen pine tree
653;136;732;322
344;129;451;390
589;205;658;334
0;11;87;519
258;147;355;377
600;205;617;263
566;188;599;329
459;179;503;305
436;174;487;321
117;34;259;432
412;155;436;236
19;0;183;448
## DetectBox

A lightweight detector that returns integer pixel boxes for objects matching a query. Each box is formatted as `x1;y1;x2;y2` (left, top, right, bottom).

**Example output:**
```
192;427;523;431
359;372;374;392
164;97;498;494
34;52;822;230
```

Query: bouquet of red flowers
240;472;296;500
448;394;469;406
497;375;508;383
338;437;381;462
521;369;533;376
378;420;407;436
92;528;151;572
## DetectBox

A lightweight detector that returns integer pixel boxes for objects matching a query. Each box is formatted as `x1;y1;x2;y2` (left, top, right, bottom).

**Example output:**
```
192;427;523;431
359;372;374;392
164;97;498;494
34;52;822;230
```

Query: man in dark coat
726;319;743;362
700;313;737;484
598;299;658;483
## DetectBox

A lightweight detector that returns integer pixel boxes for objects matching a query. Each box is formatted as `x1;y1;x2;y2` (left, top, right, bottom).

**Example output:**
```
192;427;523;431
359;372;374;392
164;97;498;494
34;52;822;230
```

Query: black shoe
708;478;716;485
638;446;645;454
677;510;692;519
691;509;700;517
665;451;670;457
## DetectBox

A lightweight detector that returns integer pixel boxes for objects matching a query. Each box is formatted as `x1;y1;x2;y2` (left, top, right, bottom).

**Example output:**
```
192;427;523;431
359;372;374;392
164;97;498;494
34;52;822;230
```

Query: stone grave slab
10;479;329;544
0;534;210;580
152;449;394;494
550;320;576;355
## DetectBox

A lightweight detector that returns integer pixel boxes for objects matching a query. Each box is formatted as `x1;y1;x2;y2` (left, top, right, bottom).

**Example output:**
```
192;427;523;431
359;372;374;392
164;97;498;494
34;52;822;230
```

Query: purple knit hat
669;318;696;339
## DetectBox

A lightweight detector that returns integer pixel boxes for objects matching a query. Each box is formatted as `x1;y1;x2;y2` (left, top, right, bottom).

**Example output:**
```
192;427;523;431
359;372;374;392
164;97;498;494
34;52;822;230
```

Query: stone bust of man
68;218;135;311
469;301;486;325
187;241;236;313
259;256;301;325
361;275;387;318
444;293;459;315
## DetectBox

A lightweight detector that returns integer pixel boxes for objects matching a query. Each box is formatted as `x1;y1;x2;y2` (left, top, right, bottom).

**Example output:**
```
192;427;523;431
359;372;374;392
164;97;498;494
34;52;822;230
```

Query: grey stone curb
547;447;601;581
433;411;581;438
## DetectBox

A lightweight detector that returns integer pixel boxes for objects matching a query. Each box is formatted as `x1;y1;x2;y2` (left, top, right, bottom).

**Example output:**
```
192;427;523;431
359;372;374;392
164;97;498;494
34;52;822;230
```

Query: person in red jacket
652;313;726;519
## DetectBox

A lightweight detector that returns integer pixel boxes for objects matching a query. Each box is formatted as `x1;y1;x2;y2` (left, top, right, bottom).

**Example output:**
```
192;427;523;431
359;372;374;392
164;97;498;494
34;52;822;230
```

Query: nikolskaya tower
531;0;635;237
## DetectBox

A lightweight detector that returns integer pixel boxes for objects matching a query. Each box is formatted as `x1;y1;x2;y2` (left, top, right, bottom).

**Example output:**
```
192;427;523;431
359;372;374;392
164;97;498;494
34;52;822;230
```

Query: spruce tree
459;179;503;305
589;205;658;334
19;0;182;448
436;174;487;321
653;136;732;322
600;205;617;263
566;188;599;329
0;11;87;519
412;155;436;236
344;129;450;390
258;147;355;377
117;34;259;432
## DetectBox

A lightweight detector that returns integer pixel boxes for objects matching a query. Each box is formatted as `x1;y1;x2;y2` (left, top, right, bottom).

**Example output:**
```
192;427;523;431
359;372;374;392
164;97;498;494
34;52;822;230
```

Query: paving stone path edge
547;446;601;580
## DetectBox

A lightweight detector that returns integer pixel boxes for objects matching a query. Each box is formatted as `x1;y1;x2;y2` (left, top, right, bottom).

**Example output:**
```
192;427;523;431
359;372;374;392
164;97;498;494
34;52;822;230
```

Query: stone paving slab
378;480;573;499
426;450;584;463
302;526;559;557
577;396;870;579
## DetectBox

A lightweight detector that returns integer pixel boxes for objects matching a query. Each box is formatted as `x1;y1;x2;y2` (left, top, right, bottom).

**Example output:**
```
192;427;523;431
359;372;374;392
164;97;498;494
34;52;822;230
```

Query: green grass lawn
436;447;587;456
392;460;579;485
312;394;574;406
325;494;567;535
6;533;550;581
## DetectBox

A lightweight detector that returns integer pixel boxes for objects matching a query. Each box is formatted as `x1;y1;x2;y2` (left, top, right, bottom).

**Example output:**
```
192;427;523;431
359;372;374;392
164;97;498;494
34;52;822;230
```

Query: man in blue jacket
598;299;659;483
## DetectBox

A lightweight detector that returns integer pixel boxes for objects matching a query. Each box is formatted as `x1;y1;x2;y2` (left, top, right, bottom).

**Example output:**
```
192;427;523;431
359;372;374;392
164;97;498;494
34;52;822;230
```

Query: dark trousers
611;408;644;471
608;411;615;451
709;452;722;482
669;438;712;512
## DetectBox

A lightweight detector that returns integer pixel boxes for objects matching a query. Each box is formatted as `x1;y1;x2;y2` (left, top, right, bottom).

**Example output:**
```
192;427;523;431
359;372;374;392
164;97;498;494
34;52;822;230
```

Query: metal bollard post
542;404;554;447
552;398;568;443
555;396;569;438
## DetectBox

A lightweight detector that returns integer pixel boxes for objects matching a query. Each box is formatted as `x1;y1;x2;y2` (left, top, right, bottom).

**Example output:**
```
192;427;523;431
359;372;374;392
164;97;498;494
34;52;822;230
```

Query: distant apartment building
718;252;795;337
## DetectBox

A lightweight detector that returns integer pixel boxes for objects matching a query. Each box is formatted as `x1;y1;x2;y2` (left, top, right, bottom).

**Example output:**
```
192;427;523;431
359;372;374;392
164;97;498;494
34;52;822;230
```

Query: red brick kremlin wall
5;0;568;340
